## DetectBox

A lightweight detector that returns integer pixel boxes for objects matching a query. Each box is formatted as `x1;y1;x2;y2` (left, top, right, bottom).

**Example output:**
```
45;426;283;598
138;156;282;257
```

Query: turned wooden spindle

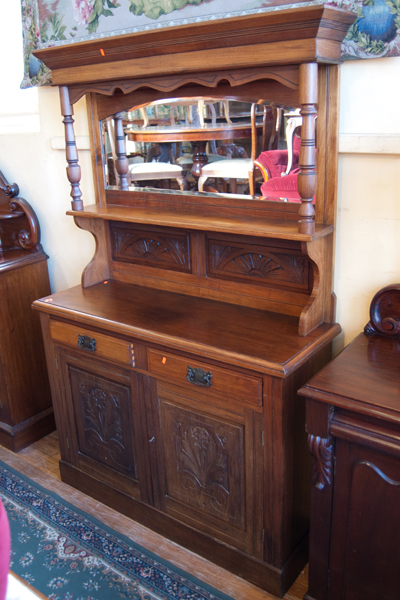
113;112;130;190
298;63;318;235
59;86;83;211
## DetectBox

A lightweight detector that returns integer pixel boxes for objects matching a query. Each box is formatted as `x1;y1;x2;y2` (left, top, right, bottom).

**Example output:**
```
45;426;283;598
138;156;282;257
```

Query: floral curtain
21;0;400;88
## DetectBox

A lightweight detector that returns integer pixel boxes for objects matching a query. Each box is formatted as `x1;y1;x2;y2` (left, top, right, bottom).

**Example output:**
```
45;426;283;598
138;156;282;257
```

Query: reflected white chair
282;109;303;176
129;162;185;190
198;104;276;196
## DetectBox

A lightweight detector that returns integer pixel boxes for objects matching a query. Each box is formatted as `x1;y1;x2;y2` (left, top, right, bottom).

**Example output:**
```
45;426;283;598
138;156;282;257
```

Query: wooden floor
0;432;308;600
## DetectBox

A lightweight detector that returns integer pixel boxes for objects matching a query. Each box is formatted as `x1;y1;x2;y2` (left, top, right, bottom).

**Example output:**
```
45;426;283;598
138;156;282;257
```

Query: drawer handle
186;366;212;387
78;334;96;352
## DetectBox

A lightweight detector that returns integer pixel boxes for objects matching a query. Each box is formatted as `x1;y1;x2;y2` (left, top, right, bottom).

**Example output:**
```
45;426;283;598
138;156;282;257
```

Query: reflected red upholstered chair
0;499;10;600
254;132;302;202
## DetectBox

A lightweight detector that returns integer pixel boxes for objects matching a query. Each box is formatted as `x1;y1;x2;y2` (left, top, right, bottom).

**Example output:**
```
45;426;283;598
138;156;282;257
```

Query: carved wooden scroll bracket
308;434;333;490
0;170;19;199
0;170;41;251
364;284;400;337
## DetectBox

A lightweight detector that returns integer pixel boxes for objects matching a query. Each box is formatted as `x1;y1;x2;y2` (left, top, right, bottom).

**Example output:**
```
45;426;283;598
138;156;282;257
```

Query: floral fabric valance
22;0;400;88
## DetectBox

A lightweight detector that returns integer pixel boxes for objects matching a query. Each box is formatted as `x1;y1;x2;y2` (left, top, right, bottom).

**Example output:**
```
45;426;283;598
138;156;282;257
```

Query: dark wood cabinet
58;349;149;501
151;379;264;556
32;5;355;596
0;171;54;451
299;285;400;600
36;282;338;595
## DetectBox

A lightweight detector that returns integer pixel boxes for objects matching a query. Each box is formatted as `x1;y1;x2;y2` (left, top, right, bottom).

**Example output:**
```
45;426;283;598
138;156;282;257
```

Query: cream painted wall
1;4;399;351
335;58;400;350
0;2;95;293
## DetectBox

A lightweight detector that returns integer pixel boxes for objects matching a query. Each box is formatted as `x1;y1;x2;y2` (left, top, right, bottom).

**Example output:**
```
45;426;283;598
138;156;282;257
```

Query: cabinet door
150;381;264;558
329;439;400;600
57;347;152;503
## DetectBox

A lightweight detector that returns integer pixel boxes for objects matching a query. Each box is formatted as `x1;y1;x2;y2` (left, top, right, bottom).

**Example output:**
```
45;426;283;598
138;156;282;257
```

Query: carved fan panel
207;238;311;292
69;366;137;478
160;399;246;530
110;223;191;273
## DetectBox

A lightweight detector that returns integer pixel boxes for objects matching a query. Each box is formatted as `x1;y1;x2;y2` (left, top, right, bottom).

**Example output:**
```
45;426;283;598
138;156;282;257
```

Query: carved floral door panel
58;348;152;504
151;382;264;558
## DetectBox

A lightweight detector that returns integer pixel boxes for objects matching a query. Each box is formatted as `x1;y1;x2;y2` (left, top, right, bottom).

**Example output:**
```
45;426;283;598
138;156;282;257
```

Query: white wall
335;59;400;349
1;5;399;351
0;2;95;293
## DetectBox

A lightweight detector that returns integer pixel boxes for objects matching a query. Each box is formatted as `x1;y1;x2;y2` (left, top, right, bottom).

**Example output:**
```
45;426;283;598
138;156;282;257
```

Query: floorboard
0;432;308;600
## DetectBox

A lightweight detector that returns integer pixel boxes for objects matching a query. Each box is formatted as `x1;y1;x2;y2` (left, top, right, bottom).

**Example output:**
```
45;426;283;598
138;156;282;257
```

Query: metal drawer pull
78;334;96;352
186;366;212;387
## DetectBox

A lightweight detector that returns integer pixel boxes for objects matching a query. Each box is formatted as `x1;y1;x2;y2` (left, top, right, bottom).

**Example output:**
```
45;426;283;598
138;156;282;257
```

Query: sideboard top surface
299;332;400;420
33;280;339;376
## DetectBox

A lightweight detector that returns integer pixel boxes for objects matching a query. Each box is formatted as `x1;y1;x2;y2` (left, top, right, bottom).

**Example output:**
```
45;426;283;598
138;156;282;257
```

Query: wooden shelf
68;204;333;242
33;280;340;376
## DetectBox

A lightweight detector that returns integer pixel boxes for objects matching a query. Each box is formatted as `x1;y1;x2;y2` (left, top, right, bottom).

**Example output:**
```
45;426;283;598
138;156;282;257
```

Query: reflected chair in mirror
128;143;185;190
129;98;230;136
254;113;304;201
125;98;235;191
197;104;279;196
255;133;301;201
105;120;185;190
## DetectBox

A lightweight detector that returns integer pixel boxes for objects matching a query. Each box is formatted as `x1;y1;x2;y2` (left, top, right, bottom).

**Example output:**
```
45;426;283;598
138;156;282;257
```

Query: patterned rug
0;461;234;600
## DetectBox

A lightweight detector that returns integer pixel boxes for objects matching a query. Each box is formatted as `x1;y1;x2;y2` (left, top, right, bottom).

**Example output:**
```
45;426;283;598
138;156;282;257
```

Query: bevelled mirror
101;96;302;202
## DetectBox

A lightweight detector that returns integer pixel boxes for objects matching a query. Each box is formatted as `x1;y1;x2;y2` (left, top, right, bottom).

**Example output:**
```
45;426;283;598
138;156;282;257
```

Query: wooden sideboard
0;171;54;451
32;5;355;596
299;285;400;600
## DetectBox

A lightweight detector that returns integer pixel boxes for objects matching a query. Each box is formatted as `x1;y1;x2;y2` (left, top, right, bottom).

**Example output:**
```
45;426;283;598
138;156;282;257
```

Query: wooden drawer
50;320;135;367
147;348;262;406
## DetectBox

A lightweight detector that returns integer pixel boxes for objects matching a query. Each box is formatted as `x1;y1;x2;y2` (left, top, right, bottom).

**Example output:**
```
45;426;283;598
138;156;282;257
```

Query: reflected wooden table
125;121;262;178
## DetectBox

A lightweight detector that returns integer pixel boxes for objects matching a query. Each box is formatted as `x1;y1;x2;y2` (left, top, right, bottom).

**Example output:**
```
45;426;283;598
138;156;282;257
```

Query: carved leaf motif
176;424;229;511
211;244;307;285
70;367;135;477
113;230;188;266
308;434;333;490
82;387;124;453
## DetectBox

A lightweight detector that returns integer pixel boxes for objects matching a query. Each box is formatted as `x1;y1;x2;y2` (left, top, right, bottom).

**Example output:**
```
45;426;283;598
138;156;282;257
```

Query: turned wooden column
59;86;83;211
113;112;130;190
298;63;318;235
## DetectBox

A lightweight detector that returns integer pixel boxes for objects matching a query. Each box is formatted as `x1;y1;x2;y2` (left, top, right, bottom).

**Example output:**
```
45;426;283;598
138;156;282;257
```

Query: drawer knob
186;366;212;387
78;334;96;352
